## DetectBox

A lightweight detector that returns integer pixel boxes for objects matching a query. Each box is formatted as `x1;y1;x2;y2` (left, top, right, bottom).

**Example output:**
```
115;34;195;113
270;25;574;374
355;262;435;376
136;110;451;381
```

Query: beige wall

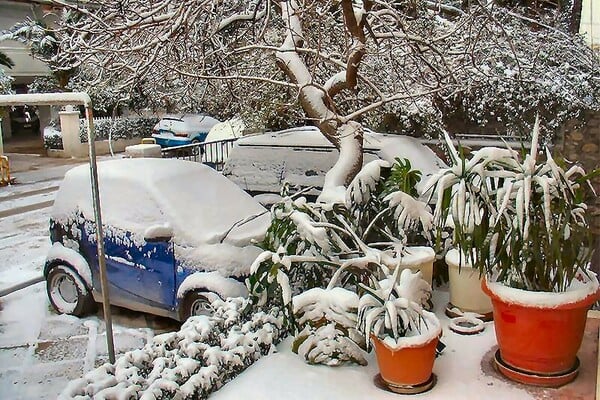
0;1;52;79
581;0;600;48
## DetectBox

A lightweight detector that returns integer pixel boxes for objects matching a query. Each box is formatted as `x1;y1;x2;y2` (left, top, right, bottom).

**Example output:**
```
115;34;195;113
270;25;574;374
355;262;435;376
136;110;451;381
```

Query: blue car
151;114;220;148
44;158;269;321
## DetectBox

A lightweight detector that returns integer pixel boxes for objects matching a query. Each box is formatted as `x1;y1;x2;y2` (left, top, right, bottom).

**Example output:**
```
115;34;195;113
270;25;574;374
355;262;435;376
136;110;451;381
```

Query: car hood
206;211;271;247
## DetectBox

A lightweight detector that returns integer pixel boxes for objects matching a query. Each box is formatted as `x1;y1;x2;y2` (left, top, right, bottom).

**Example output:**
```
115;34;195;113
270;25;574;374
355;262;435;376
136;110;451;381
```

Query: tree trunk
318;121;364;203
569;0;583;35
276;0;364;203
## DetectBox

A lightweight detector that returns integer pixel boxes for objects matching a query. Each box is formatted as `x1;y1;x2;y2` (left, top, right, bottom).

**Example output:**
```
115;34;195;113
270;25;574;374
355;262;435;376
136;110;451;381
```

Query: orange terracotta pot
482;279;599;375
371;334;438;386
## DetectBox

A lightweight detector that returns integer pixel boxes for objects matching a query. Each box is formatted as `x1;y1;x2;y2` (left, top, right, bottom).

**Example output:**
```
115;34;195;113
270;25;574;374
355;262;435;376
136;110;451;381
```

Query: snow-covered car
44;158;269;321
151;114;220;147
223;126;446;202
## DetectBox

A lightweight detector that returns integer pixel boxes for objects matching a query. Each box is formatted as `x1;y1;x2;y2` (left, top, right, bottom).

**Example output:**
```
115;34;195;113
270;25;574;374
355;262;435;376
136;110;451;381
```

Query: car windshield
154;165;267;246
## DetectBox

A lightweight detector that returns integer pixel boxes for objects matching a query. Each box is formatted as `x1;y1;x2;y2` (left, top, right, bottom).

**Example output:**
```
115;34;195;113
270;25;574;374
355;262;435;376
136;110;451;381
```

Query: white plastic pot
446;249;492;315
399;246;435;286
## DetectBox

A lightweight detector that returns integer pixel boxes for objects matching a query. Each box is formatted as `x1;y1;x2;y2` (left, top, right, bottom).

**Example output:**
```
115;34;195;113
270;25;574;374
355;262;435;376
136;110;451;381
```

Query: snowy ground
211;288;596;400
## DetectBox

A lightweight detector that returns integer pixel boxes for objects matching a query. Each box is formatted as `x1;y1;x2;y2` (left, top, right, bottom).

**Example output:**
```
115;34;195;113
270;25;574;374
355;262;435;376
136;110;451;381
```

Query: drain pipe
0;93;116;363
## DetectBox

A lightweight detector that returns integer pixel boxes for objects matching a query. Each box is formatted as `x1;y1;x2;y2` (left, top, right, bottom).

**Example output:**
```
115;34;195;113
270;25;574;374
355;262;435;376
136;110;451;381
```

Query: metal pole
0;93;116;363
0;117;4;156
84;104;115;363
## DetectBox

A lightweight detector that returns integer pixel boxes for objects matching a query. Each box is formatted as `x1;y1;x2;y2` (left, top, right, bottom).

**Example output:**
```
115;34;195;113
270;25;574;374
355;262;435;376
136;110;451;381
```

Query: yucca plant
426;120;597;292
357;268;433;348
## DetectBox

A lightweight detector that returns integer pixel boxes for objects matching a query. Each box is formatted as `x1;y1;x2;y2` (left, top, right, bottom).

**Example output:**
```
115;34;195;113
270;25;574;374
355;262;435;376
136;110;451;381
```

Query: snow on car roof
52;158;267;246
160;114;221;129
234;126;446;189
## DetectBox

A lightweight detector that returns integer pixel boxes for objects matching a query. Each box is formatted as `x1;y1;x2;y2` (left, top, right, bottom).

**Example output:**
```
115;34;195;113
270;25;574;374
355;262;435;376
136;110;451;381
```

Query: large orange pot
482;278;599;375
371;333;438;386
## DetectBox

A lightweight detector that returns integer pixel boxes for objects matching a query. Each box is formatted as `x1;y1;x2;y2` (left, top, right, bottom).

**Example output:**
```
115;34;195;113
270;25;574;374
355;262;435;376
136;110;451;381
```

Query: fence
160;138;238;171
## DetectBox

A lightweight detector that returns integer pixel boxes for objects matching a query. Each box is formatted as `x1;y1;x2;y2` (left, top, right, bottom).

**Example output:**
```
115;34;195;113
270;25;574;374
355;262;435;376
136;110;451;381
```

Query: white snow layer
397;246;435;266
380;310;441;350
51;158;268;248
176;271;248;300
293;287;359;328
45;242;92;286
176;243;264;278
486;270;600;308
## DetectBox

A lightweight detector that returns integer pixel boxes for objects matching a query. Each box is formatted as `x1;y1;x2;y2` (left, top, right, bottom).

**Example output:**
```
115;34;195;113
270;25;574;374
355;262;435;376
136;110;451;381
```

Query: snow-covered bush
59;297;286;400
0;68;13;95
247;159;434;365
426;119;598;292
42;117;157;149
292;287;366;366
79;116;158;143
43;124;63;150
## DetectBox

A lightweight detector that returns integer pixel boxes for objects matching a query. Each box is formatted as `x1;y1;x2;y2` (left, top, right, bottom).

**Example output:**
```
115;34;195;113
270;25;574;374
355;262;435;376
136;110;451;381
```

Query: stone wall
555;111;600;235
554;110;600;272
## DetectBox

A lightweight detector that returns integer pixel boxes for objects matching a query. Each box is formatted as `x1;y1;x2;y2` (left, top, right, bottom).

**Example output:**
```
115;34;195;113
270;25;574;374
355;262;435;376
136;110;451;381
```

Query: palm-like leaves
428;120;596;292
357;269;431;348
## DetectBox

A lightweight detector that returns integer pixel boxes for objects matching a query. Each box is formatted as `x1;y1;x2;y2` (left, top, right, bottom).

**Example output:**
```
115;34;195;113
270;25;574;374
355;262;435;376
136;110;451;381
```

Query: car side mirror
144;223;173;242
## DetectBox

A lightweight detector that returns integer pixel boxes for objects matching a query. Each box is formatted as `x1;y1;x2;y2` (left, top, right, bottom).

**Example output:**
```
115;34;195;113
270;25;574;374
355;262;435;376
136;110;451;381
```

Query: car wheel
46;264;95;317
181;291;213;320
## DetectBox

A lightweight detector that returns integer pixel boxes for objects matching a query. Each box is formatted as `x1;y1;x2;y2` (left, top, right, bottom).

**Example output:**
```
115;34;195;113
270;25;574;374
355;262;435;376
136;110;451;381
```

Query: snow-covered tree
40;1;600;200
0;68;13;95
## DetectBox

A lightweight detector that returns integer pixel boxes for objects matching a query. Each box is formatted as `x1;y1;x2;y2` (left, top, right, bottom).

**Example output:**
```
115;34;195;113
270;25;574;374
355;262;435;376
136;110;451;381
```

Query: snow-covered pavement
0;155;178;399
211;290;599;400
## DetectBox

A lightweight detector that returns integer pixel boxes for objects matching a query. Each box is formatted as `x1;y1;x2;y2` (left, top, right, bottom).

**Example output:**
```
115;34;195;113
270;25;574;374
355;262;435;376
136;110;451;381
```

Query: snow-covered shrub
58;297;286;400
292;287;366;366
79;116;158;142
43;116;157;149
43;123;64;150
426;120;598;292
247;159;434;365
0;68;14;95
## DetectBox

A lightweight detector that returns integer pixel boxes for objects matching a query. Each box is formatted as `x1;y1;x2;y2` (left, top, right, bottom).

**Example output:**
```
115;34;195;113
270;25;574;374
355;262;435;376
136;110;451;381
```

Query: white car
223;126;446;201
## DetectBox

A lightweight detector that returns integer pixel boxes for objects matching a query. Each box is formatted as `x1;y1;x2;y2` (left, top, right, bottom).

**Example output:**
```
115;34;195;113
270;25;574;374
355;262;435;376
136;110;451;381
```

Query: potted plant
427;120;599;386
357;267;441;394
445;248;493;320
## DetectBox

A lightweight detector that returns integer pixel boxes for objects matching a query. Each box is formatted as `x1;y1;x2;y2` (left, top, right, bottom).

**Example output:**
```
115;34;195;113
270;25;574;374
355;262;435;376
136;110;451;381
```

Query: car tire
46;264;95;317
181;291;213;320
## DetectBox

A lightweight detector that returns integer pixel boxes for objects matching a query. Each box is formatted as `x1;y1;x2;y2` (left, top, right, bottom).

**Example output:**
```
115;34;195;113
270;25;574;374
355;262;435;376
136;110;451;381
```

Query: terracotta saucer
493;349;579;387
373;373;437;395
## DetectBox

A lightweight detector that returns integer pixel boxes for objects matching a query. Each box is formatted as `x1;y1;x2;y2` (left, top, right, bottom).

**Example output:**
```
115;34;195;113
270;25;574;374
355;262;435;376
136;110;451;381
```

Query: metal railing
420;133;532;151
160;138;238;171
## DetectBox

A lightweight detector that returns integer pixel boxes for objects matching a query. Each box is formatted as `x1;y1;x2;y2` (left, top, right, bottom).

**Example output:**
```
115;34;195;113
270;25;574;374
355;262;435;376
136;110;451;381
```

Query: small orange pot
482;279;599;375
371;334;438;387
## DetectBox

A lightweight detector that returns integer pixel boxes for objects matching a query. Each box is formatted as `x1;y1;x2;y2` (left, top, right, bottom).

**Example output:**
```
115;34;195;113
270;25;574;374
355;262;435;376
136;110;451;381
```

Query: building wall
580;0;600;48
0;1;51;82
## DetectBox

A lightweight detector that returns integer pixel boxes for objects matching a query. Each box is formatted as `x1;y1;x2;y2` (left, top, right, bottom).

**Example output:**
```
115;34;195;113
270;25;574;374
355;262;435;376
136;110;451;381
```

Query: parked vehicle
151;114;220;147
44;158;269;321
222;126;446;201
10;105;40;135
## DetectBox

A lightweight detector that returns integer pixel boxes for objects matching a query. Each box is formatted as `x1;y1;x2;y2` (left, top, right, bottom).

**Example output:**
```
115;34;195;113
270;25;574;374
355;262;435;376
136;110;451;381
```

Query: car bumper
152;134;192;148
